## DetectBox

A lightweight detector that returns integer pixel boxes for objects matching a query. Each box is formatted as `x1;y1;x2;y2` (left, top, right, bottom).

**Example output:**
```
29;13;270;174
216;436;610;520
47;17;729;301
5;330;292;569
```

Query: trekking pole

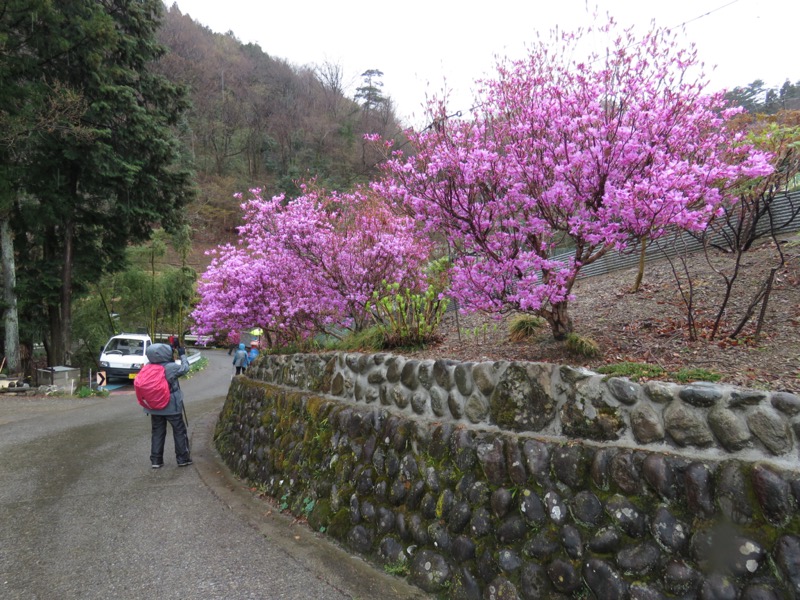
182;403;191;453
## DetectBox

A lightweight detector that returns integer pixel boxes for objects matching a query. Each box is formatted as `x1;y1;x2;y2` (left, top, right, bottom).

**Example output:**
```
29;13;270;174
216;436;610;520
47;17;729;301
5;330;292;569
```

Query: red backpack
134;363;171;410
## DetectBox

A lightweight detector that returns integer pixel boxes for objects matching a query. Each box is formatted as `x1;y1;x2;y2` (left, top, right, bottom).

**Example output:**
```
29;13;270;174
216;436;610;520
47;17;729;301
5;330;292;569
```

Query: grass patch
183;355;209;380
564;333;601;358
508;314;546;342
75;385;110;398
596;362;666;381
328;326;385;352
188;356;208;374
671;367;722;383
265;341;321;355
384;559;409;577
325;324;440;353
595;362;721;384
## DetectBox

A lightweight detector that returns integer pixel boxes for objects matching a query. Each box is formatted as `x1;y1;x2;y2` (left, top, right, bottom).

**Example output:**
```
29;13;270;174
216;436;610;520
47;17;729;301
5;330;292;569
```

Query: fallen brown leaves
405;239;800;393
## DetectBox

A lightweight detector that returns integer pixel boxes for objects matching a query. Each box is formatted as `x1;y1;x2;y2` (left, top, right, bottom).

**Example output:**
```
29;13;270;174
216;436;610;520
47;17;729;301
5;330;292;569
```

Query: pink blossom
374;18;772;337
192;185;431;344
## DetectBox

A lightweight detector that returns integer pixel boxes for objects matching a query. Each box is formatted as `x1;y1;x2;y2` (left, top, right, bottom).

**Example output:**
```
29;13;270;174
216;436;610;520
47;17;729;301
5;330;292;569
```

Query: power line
672;0;742;29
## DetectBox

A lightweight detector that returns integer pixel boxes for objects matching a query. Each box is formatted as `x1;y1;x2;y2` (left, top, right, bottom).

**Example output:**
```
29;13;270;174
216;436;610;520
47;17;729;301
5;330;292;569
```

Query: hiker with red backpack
135;342;191;469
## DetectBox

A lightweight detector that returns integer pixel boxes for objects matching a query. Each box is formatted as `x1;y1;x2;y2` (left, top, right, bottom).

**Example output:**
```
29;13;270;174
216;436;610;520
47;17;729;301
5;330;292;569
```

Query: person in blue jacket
232;342;249;375
143;343;191;468
247;340;260;364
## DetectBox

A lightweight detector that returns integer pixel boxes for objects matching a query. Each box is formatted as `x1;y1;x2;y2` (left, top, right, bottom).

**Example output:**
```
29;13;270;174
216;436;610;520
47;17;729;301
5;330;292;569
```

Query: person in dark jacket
143;343;191;468
232;343;249;375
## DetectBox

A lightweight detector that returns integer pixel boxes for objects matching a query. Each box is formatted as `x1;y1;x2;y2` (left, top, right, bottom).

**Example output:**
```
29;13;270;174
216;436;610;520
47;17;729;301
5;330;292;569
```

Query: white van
99;333;152;381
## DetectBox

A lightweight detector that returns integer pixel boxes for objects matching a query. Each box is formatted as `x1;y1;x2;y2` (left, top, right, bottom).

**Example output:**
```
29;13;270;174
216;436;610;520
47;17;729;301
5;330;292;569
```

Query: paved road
0;350;426;600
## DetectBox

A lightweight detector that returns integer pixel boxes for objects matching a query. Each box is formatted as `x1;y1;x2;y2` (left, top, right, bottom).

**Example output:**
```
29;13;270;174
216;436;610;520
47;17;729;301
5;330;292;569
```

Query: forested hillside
155;3;800;247
153;4;406;242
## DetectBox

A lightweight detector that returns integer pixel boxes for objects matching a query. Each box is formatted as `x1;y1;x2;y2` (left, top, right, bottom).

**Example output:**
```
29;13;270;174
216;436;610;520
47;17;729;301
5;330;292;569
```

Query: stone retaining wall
215;352;800;598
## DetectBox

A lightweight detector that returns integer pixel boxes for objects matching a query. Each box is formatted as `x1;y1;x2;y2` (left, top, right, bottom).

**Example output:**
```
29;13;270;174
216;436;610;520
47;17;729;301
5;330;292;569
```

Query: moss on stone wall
217;362;800;598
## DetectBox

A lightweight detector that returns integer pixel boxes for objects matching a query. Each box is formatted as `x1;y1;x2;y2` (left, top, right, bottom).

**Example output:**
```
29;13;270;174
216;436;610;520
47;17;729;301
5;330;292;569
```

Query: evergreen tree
355;69;386;111
0;0;95;371
2;0;194;365
726;79;800;114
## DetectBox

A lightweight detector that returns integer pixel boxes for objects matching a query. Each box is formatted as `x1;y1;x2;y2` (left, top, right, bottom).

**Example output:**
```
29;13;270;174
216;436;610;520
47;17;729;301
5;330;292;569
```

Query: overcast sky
168;0;798;127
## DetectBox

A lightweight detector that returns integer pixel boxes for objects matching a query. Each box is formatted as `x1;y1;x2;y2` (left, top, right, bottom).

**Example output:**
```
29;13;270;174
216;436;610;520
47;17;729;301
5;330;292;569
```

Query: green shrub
365;257;451;349
508;314;546;342
369;281;449;349
596;362;666;381
564;333;601;358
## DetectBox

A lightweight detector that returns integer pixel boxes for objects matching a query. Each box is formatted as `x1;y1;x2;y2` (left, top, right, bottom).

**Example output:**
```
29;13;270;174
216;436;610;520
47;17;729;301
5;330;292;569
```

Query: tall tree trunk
45;219;74;366
47;304;63;366
60;218;74;365
1;217;20;374
149;243;158;339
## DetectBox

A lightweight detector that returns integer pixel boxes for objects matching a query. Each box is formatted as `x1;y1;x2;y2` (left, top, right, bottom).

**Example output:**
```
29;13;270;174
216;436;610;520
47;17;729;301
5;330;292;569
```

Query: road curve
0;349;427;600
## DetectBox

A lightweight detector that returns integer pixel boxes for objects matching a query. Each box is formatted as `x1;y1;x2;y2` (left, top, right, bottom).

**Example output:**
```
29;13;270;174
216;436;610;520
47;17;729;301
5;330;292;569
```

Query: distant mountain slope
153;4;405;242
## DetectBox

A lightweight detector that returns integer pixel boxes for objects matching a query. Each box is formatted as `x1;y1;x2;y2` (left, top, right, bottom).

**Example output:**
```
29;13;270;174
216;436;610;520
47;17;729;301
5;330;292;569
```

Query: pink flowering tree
191;184;431;345
375;19;772;340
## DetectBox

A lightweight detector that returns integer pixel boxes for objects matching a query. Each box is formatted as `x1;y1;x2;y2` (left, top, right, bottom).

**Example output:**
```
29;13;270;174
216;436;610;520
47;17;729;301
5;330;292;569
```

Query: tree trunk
1;217;20;374
631;236;647;293
45;218;74;367
753;266;777;341
543;301;574;341
47;304;63;366
60;218;74;365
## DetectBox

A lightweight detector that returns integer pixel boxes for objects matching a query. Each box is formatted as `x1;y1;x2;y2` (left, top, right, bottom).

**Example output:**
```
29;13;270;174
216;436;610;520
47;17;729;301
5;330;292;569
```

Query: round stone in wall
708;407;751;452
747;409;793;455
472;361;500;396
429;387;447;417
607;377;641;405
465;393;490;424
490;364;556;432
663;401;714;447
409;549;451;593
400;360;420;390
771;391;800;415
631;404;665;444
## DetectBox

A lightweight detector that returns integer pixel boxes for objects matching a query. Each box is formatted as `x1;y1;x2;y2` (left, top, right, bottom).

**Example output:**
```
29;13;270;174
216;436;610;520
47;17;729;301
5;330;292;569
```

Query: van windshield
105;338;145;356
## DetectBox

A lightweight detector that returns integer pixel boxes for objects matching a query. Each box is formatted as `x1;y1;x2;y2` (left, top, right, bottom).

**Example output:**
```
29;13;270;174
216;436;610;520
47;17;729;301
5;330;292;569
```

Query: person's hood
239;343;245;350
146;343;174;364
